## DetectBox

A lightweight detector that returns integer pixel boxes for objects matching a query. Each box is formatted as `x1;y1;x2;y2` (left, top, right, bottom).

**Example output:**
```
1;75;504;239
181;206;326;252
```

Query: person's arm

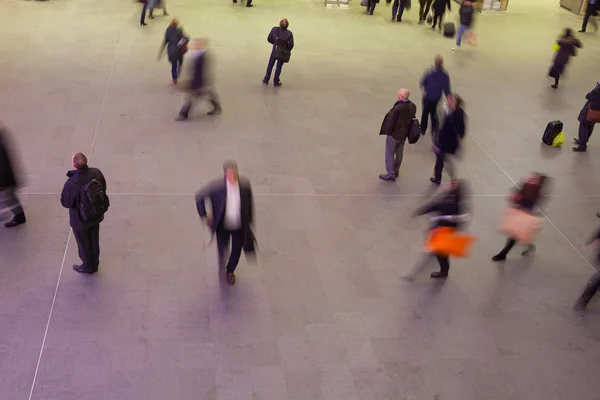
288;32;294;51
456;110;466;139
97;170;107;192
444;74;451;96
158;32;168;59
60;182;75;209
383;108;399;136
267;28;275;44
195;186;211;219
420;72;428;89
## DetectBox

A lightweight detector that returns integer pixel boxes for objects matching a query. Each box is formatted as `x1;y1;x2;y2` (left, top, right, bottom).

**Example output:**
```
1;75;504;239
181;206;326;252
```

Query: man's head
169;18;179;27
223;160;239;184
434;54;443;70
72;153;88;170
397;88;410;100
447;93;462;110
191;38;207;51
279;18;289;30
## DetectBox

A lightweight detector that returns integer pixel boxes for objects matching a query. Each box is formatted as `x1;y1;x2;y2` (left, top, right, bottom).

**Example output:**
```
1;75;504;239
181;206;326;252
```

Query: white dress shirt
224;180;242;230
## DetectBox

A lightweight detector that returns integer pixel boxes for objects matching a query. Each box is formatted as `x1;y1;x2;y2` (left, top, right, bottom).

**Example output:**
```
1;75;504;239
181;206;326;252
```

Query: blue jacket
421;68;451;103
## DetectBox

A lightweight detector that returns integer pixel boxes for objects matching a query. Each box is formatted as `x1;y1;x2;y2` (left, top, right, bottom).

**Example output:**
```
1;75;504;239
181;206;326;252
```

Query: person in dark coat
549;28;582;89
419;0;434;23
392;0;410;21
492;173;547;262
573;225;600;311
573;82;600;152
139;0;148;26
366;0;379;15
263;19;294;87
411;180;469;278
420;55;451;135
379;88;417;182
158;19;188;86
195;161;256;285
0;127;26;228
430;94;466;185
148;0;168;19
579;0;598;33
176;38;222;120
453;0;474;50
431;0;451;31
60;153;108;274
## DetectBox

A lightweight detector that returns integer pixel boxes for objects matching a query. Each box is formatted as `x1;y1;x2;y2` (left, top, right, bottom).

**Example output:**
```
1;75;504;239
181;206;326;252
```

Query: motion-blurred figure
492;173;547;262
548;28;582;89
579;0;598;33
431;0;451;31
431;94;465;185
195;161;256;286
148;0;168;19
453;0;474;51
392;0;410;22
263;19;294;87
420;55;451;136
60;153;109;275
411;180;470;279
573;81;600;152
573;222;600;311
419;0;433;24
0;127;26;228
378;88;417;182
176;38;222;120
366;0;379;15
158;18;188;86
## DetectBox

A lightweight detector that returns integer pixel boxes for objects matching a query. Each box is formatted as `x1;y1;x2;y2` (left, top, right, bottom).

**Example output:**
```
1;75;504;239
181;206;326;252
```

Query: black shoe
247;3;253;6
233;0;238;3
379;174;396;182
551;84;558;89
262;79;269;85
397;18;402;22
141;22;147;26
492;253;506;262
579;29;586;33
175;115;188;121
430;177;441;185
5;214;26;228
430;271;448;278
73;264;96;274
274;81;282;87
394;172;399;178
207;108;222;116
573;146;587;152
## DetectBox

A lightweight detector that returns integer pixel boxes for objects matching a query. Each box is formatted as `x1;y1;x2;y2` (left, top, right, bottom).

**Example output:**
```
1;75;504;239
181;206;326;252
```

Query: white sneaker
452;47;460;51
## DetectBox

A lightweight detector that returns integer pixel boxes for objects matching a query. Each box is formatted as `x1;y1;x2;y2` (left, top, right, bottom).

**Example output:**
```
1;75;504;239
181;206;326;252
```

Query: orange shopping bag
498;207;542;244
425;227;476;257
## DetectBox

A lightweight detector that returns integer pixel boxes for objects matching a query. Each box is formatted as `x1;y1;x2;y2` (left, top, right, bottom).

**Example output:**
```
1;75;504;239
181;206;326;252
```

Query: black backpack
79;178;109;221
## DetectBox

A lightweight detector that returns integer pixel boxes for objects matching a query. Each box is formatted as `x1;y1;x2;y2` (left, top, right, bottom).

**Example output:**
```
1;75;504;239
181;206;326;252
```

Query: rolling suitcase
542;120;563;145
443;22;455;38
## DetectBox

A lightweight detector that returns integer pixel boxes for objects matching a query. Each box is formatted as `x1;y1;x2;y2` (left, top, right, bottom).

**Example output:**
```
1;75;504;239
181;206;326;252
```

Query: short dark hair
279;18;289;30
73;153;88;169
223;160;238;172
453;94;464;109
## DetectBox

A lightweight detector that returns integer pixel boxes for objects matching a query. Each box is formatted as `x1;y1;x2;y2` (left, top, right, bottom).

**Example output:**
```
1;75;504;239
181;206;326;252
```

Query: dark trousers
436;254;450;274
433;152;456;182
497;237;534;257
432;11;444;29
264;55;284;84
582;4;597;31
216;227;244;273
179;90;221;117
140;2;147;24
575;273;600;308
74;225;100;272
578;121;595;148
170;57;183;81
419;0;434;20
0;186;24;218
366;0;377;14
392;0;408;20
421;99;439;134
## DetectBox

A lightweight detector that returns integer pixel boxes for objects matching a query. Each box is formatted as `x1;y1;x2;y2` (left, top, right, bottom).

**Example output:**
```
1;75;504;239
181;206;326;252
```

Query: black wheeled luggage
443;22;456;38
542;120;563;145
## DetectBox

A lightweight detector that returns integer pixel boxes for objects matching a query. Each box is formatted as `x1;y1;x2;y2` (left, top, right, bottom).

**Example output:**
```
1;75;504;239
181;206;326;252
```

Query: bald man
263;19;294;87
60;153;109;274
379;88;417;182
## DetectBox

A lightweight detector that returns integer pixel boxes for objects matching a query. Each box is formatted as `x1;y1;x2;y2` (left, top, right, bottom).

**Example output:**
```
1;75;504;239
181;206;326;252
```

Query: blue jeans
170;57;183;81
264;56;284;84
456;24;469;46
140;2;147;24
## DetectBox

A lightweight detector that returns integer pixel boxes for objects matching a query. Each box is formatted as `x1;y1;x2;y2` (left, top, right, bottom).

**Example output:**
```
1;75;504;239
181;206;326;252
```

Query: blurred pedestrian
148;0;168;19
232;0;253;7
453;0;474;51
410;180;470;279
492;173;547;262
378;88;417;182
573;222;600;311
392;0;410;21
0;127;26;228
549;28;582;89
573;81;600;152
139;0;148;26
579;0;598;33
158;18;188;86
419;0;433;24
420;54;451;135
195;161;256;285
60;153;109;275
431;94;465;185
366;0;380;14
263;18;294;87
431;0;451;31
176;38;222;120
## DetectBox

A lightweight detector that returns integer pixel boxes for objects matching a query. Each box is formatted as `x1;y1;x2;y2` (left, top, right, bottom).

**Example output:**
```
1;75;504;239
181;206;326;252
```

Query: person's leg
170;59;178;82
392;0;399;19
226;229;244;273
73;228;94;271
381;136;397;179
424;0;433;20
177;56;183;77
432;152;444;182
140;2;148;25
432;12;439;28
178;93;195;119
398;1;406;20
3;186;25;227
420;100;430;134
431;104;439;134
263;55;276;84
207;90;222;114
90;224;101;271
403;253;435;281
438;12;444;30
431;255;450;277
161;0;168;15
216;228;231;267
578;121;591;149
492;238;517;261
419;0;426;21
588;123;595;142
394;139;406;176
456;24;467;47
581;8;593;31
274;60;284;85
369;1;376;14
574;273;600;310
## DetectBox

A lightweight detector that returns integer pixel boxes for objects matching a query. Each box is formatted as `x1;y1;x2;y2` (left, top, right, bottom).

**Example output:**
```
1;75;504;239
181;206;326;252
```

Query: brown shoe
227;272;236;285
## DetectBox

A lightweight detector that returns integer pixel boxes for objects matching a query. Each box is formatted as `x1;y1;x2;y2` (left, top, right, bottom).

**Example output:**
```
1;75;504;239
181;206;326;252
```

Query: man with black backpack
262;18;294;87
60;153;109;275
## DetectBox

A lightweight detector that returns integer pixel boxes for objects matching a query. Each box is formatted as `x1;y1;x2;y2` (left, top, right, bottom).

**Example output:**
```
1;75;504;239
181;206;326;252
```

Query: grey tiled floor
2;0;600;399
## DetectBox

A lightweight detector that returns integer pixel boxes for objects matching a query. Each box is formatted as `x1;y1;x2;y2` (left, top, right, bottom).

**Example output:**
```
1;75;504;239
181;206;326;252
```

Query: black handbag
274;33;291;63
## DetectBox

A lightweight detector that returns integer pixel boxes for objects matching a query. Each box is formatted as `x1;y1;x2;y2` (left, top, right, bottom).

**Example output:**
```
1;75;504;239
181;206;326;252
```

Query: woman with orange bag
411;180;470;279
492;173;548;262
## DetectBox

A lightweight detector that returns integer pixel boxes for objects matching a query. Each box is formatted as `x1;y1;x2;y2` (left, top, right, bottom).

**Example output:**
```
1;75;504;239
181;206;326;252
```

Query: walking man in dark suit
420;55;451;135
61;153;109;274
195;161;256;285
0;126;26;228
579;0;598;33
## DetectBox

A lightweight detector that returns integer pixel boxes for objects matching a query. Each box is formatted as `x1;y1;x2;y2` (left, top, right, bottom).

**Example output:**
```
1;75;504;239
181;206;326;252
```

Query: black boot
5;213;26;228
491;252;507;262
